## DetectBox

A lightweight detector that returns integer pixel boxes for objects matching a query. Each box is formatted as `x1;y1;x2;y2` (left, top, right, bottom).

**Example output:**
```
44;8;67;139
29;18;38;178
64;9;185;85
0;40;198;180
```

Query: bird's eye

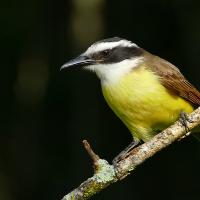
101;50;110;57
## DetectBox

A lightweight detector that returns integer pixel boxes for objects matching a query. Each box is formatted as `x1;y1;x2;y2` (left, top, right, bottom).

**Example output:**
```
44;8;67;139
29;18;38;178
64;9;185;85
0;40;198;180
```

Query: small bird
61;37;200;161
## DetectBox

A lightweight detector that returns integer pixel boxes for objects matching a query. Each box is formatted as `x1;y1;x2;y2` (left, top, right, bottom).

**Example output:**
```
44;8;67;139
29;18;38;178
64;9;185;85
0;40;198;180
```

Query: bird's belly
102;68;194;142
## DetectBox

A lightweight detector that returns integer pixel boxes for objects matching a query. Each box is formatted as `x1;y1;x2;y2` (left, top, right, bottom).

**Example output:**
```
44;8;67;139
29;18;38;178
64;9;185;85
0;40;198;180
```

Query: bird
61;37;200;162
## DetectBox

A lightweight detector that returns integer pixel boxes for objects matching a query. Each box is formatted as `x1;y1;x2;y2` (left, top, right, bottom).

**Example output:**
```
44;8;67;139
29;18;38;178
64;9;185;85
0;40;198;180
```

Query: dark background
1;0;200;200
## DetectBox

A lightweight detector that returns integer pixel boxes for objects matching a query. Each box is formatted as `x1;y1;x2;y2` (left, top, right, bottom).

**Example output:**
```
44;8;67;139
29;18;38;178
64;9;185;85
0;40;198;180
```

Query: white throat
85;57;143;85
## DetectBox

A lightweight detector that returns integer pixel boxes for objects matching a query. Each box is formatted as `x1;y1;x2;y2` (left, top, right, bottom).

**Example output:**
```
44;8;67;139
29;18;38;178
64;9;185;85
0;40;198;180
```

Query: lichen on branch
62;107;200;200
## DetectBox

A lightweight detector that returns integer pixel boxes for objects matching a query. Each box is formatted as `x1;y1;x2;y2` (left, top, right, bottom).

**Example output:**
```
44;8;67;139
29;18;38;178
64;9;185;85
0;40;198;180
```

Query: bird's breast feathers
102;66;194;141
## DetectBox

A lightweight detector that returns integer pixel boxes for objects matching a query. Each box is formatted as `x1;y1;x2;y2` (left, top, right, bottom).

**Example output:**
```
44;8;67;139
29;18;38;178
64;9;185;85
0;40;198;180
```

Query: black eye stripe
92;46;142;63
101;50;110;56
92;50;111;60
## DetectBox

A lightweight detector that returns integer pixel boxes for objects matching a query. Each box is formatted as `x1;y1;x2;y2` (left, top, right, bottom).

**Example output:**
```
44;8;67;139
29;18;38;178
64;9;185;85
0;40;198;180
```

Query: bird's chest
102;69;163;121
101;68;193;136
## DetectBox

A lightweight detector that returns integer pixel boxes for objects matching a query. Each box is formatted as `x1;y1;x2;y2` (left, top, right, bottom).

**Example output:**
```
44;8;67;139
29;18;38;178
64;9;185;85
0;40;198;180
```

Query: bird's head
61;37;144;84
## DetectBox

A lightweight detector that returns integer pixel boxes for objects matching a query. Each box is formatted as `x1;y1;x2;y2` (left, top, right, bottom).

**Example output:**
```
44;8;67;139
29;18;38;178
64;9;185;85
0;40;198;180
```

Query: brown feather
144;51;200;107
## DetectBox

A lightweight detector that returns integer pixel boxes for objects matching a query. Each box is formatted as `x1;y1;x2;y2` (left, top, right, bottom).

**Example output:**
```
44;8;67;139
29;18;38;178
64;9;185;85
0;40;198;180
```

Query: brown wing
148;55;200;107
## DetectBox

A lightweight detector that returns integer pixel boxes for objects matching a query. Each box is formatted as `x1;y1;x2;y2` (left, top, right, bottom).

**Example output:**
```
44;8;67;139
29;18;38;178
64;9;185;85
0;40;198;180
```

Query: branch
62;107;200;200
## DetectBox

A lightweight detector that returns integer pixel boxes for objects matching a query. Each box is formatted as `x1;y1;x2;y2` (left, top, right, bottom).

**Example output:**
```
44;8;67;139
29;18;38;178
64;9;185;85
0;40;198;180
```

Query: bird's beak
60;55;95;71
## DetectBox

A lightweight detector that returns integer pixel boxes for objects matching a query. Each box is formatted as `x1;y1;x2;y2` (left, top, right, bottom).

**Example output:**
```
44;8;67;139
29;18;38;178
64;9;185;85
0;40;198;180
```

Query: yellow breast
102;66;194;142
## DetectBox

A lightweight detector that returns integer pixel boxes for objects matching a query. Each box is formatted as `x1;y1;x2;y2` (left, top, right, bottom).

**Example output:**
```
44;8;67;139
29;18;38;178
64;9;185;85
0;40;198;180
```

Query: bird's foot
112;140;139;166
179;111;192;133
179;111;193;140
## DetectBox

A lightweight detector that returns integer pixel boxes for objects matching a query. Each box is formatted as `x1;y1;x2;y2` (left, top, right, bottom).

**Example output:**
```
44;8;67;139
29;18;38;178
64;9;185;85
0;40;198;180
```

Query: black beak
60;55;95;71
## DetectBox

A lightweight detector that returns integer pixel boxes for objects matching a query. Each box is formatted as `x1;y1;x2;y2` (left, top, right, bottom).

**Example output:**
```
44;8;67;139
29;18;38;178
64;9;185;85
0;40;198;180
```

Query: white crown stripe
84;40;138;55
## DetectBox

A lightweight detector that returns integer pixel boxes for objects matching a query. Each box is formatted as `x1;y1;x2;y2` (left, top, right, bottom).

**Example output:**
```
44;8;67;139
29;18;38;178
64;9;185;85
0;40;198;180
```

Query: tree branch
62;107;200;200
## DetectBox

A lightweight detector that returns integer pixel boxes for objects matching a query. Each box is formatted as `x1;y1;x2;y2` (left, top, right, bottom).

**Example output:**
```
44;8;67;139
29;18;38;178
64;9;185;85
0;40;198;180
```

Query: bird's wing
149;56;200;106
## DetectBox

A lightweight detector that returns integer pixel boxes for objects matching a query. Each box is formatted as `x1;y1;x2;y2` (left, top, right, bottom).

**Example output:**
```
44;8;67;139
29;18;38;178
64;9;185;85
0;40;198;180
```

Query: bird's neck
95;58;143;86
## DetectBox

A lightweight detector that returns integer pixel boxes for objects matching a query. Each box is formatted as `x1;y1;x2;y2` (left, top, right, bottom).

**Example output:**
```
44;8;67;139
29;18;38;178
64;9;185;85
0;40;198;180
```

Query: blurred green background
1;0;200;200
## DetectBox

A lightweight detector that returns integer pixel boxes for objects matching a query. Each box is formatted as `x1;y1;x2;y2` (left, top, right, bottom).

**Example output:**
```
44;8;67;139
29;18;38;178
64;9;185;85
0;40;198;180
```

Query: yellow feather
102;66;194;142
